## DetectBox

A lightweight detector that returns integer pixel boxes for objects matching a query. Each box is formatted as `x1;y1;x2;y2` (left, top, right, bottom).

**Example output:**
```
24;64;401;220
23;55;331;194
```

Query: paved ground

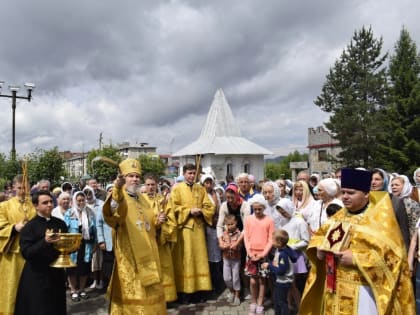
67;288;277;315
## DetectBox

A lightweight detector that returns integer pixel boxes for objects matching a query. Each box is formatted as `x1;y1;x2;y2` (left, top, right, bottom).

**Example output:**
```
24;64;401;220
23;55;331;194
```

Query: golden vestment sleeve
0;198;36;254
160;204;177;245
300;192;415;315
103;187;127;229
0;206;16;254
200;186;216;226
141;193;177;245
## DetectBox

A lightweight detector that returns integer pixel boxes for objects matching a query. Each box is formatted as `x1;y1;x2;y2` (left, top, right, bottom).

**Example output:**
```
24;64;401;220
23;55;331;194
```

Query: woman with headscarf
276;198;310;313
217;184;251;300
307;178;343;233
262;181;284;229
64;191;96;302
292;181;318;224
217;184;251;240
390;174;419;239
52;191;71;221
371;168;410;248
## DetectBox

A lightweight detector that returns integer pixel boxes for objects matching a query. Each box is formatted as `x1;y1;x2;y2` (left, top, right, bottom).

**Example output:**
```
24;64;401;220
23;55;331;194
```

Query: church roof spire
200;88;241;137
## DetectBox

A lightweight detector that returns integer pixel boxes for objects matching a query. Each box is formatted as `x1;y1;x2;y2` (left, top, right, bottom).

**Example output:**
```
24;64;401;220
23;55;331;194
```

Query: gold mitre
119;158;141;176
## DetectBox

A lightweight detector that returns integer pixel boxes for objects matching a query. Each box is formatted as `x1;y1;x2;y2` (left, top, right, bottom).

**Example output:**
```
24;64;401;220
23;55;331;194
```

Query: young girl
244;194;274;314
220;214;242;305
262;229;297;315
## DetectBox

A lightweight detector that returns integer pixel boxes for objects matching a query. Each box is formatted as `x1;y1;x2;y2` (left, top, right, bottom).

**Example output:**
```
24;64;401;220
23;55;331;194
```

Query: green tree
0;152;25;184
265;151;308;180
87;145;122;183
138;154;166;180
265;163;284;180
382;28;420;174
27;147;66;187
315;26;388;168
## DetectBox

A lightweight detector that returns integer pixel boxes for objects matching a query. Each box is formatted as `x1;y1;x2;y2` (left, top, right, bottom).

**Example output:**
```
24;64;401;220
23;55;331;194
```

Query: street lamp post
0;81;35;160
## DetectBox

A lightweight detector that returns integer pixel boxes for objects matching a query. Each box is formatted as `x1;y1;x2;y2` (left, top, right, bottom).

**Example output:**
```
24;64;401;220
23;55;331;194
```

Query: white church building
173;89;272;182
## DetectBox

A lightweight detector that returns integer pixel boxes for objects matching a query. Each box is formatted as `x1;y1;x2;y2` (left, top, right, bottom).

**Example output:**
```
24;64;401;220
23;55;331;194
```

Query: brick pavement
67;288;276;315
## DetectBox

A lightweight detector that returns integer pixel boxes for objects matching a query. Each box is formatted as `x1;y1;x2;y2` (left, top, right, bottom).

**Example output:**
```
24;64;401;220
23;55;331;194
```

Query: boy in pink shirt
244;194;274;314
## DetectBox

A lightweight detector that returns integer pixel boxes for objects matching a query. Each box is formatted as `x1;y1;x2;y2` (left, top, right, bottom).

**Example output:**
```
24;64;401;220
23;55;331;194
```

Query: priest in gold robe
142;173;178;303
0;174;36;315
300;168;415;315
103;159;167;315
167;163;215;301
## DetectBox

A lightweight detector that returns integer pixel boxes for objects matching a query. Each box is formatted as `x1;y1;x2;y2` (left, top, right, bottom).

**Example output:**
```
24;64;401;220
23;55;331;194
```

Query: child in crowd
219;214;242;305
275;198;309;313
262;229;297;315
244;195;274;314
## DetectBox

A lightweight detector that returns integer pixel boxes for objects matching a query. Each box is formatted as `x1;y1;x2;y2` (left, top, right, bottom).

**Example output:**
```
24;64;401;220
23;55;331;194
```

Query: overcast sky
1;0;419;157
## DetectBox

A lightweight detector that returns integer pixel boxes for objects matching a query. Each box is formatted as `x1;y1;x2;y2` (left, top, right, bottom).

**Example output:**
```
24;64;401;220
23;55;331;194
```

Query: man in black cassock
14;190;68;315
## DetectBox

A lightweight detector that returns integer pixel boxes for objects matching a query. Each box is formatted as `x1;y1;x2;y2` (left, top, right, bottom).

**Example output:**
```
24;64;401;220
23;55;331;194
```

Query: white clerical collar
37;214;51;221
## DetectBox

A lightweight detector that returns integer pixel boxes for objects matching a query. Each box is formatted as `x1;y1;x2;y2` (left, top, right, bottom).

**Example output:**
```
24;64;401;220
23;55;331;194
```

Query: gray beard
126;184;140;195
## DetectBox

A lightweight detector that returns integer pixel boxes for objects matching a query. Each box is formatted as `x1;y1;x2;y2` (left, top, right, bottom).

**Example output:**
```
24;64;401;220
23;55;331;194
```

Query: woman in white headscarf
262;181;284;229
52;192;71;221
63;191;96;302
390;174;420;239
307;178;343;233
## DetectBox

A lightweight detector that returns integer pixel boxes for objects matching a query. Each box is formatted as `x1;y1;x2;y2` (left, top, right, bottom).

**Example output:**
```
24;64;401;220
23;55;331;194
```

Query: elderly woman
371;168;410;248
390;175;418;239
52;192;71;221
307;178;343;233
64;191;96;302
262;181;284;229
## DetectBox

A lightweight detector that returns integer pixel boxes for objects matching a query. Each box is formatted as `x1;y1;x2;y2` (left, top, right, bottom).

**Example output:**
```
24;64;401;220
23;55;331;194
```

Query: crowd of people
0;163;419;314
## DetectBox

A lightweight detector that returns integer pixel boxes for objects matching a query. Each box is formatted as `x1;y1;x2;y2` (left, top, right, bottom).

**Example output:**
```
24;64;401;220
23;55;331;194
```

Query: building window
227;163;233;176
318;150;328;161
244;163;250;174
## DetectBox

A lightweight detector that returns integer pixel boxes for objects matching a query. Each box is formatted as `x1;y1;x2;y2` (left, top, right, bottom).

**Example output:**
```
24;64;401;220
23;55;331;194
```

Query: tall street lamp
0;81;35;160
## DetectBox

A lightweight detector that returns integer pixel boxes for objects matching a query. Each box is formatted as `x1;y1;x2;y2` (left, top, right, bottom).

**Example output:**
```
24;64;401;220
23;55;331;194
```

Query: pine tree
315;26;388;168
382;28;420;174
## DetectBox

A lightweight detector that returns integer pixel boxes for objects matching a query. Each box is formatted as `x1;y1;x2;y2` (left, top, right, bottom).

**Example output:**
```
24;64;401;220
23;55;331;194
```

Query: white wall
178;154;265;183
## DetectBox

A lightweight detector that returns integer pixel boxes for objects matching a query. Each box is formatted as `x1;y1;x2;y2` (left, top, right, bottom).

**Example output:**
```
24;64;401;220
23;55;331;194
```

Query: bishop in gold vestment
0;195;35;315
300;168;415;315
103;159;166;315
168;167;215;294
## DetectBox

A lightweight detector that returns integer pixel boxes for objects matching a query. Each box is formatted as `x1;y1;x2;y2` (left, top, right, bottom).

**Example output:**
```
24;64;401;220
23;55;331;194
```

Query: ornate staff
20;158;30;221
91;156;120;175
